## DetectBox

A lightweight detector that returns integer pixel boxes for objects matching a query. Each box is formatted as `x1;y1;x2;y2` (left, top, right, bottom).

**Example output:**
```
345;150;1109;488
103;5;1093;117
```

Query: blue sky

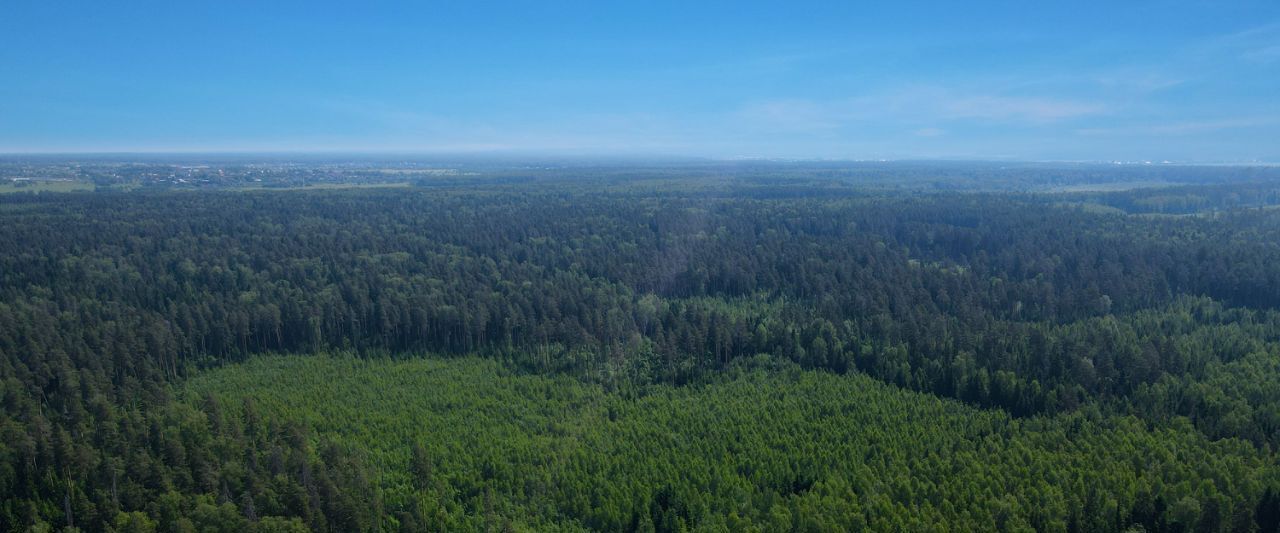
2;1;1278;161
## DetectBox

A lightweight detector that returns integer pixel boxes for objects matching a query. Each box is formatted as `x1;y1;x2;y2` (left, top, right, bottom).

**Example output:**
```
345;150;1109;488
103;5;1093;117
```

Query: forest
2;168;1280;531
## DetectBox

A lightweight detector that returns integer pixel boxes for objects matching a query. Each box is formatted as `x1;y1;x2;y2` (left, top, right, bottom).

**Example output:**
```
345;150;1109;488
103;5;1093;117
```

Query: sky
1;1;1278;161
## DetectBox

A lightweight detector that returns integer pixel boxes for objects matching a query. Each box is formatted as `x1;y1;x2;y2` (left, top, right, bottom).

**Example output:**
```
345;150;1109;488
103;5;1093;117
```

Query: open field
0;179;95;193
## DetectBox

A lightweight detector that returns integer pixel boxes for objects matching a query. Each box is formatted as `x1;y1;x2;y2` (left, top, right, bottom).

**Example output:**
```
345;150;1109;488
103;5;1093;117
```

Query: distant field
233;181;414;191
1052;201;1129;215
0;180;95;193
183;354;1277;532
1042;181;1175;193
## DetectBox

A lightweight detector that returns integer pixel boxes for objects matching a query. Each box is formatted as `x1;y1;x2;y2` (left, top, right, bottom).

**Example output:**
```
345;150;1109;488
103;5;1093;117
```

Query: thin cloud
734;99;844;132
938;94;1105;122
1243;44;1280;64
1188;22;1280;64
1076;117;1279;136
1090;70;1186;93
734;86;1106;133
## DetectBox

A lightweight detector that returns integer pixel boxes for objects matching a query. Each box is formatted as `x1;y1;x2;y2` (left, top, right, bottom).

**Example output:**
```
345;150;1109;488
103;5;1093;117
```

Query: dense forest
2;169;1280;531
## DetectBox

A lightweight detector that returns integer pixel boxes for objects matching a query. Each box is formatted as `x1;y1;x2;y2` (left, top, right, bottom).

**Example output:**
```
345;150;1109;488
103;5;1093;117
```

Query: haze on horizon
2;1;1278;162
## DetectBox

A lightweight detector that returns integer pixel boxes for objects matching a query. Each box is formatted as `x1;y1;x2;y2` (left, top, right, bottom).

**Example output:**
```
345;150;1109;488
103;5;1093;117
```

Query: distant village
0;160;462;190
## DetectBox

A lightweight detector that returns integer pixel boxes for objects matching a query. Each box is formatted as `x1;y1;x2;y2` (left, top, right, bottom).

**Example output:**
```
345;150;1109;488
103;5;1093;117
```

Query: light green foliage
185;354;1279;531
111;511;157;533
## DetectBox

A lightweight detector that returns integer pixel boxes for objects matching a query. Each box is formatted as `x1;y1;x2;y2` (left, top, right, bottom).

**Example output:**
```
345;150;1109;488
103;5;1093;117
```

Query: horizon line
0;150;1276;167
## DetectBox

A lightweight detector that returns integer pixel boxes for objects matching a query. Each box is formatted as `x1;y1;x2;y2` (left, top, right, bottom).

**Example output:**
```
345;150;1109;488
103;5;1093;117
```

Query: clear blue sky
2;1;1278;161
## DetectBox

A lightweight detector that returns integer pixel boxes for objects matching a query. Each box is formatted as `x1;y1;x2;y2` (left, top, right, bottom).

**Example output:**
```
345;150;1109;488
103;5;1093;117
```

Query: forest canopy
1;167;1280;531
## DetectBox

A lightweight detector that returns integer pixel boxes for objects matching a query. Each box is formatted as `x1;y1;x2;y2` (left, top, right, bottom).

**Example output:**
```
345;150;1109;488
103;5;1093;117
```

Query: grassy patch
0;180;95;193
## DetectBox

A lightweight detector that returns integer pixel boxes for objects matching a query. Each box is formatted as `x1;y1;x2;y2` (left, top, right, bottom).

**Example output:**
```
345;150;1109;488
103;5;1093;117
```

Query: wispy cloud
1187;22;1280;65
1091;72;1185;93
734;86;1106;133
936;94;1105;122
311;98;471;133
734;99;844;132
1243;44;1280;64
1076;117;1280;136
